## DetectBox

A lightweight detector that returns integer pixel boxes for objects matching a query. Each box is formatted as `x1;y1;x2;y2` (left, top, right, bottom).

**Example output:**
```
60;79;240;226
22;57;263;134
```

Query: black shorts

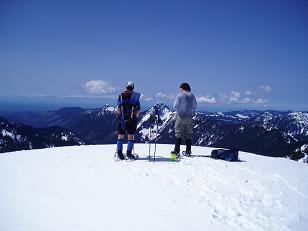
117;118;138;135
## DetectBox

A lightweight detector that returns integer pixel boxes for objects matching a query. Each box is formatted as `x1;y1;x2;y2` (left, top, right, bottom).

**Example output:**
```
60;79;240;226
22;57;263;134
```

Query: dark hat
180;83;191;92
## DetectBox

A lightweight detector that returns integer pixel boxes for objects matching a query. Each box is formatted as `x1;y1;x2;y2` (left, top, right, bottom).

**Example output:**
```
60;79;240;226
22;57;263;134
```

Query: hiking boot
182;151;192;157
186;139;192;156
116;149;125;160
174;137;181;154
126;150;137;160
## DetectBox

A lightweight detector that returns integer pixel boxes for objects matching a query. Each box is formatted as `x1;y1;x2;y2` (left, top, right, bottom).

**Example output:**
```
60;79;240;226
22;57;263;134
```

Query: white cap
126;81;134;89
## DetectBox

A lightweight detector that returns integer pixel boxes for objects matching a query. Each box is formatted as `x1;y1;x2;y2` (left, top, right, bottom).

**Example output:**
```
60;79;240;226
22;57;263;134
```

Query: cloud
221;87;271;105
140;93;153;101
230;91;241;98
83;80;117;95
155;92;175;100
80;81;272;106
254;98;269;104
196;95;217;104
241;97;252;104
259;85;272;93
227;91;241;104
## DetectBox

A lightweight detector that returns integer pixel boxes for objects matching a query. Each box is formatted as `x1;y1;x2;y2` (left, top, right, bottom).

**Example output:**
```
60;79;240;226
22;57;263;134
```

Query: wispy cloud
198;85;273;105
196;95;217;104
83;80;118;95
254;98;269;104
227;91;241;104
241;97;252;104
259;85;272;93
140;93;153;101
80;80;272;106
155;92;176;100
221;85;272;105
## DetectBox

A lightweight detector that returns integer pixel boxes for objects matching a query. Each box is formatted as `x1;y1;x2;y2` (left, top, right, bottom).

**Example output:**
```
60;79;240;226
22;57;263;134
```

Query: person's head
180;83;191;92
126;81;134;91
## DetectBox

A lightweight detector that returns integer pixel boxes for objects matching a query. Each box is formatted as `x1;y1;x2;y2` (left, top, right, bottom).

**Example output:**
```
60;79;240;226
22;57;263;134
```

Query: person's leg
117;134;124;150
174;137;181;154
126;119;137;159
127;134;135;154
116;120;125;160
183;117;193;156
174;114;182;154
185;138;192;156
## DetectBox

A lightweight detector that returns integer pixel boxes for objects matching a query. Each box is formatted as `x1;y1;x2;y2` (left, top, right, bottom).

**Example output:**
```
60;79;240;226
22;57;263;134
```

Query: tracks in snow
116;154;302;231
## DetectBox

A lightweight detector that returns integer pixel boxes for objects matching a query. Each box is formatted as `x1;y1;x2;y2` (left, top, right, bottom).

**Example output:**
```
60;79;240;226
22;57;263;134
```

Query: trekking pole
148;115;152;161
153;104;162;163
153;115;158;162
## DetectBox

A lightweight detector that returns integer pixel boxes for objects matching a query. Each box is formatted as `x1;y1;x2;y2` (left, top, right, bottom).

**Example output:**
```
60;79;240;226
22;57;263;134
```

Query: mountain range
0;116;84;153
0;103;307;161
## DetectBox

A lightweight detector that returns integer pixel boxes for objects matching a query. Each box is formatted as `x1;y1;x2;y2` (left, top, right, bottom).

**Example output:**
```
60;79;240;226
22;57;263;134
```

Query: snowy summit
0;144;307;231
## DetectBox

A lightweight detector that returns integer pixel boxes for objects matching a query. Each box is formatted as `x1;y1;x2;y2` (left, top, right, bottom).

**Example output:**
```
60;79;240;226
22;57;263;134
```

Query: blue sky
1;0;307;111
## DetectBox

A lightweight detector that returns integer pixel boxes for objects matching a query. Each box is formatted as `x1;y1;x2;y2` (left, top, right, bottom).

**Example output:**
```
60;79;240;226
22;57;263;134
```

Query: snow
0;144;307;231
97;106;115;117
137;113;150;130
299;144;308;163
137;105;175;141
16;134;23;142
105;106;116;112
61;135;68;141
1;129;15;140
139;127;149;140
299;154;308;163
257;112;277;131
289;112;308;125
235;114;249;119
288;112;308;136
300;144;308;153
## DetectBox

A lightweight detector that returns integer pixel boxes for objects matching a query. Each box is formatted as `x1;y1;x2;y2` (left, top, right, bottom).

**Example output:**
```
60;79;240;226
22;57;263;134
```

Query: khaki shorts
175;114;193;139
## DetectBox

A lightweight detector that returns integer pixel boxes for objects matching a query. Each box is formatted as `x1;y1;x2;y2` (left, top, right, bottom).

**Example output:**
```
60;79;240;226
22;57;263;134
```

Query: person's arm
193;95;197;114
135;100;140;118
116;94;122;117
132;92;141;118
173;94;180;110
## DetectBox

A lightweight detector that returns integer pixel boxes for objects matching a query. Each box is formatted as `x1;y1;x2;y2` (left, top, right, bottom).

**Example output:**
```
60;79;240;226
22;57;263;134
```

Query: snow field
0;144;307;231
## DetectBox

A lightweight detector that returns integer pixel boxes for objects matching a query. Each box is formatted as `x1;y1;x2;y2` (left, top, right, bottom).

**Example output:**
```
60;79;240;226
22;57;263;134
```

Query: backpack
117;91;141;120
210;149;239;161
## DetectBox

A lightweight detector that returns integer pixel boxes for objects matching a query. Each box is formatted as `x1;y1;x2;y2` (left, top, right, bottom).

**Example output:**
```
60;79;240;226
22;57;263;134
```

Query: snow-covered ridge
137;103;175;141
235;113;249;119
1;127;26;143
0;117;85;153
288;112;308;136
1;104;307;160
0;144;307;231
289;112;308;124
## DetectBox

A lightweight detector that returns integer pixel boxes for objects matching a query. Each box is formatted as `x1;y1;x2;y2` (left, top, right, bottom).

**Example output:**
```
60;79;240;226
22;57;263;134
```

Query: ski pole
148;115;152;161
153;115;158;162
